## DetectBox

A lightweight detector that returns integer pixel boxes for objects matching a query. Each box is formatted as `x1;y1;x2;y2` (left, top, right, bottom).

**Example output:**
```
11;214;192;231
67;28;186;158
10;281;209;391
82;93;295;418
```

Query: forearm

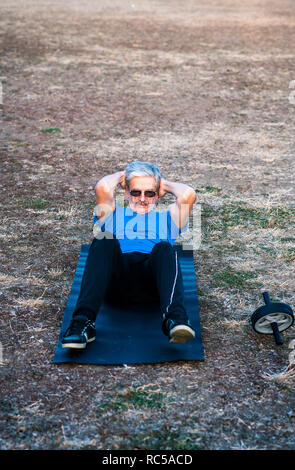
94;171;125;219
161;179;196;204
96;171;124;195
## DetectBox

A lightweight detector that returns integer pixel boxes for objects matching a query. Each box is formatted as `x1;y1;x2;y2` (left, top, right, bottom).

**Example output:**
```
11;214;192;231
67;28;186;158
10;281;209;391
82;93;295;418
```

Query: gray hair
125;161;162;190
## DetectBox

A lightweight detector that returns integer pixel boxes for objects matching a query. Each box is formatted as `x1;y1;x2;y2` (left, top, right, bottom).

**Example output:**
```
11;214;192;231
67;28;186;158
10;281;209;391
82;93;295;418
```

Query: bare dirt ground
1;0;295;451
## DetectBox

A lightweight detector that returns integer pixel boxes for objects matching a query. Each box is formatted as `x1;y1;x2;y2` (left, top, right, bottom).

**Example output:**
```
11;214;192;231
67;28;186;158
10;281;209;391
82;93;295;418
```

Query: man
62;161;197;349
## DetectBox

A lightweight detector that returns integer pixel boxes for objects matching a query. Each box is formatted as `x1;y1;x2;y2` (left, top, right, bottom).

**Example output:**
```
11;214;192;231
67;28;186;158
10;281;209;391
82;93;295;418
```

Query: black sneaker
62;315;96;349
164;318;195;344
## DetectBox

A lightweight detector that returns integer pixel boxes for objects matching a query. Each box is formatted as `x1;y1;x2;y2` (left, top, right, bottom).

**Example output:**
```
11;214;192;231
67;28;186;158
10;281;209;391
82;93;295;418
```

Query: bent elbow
95;180;109;196
189;189;197;203
183;188;196;205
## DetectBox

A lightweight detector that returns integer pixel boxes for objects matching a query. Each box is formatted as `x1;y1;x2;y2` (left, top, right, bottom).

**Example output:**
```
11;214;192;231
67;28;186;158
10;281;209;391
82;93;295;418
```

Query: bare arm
159;178;196;228
94;171;125;220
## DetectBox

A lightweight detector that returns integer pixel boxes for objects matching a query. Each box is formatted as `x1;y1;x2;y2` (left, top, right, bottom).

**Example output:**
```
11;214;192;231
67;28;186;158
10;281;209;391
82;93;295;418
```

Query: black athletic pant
73;235;189;332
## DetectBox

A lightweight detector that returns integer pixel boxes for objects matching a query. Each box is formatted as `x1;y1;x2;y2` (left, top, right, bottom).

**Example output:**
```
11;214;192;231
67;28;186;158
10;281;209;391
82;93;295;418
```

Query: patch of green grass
282;248;295;263
201;202;295;231
197;288;207;296
127;430;200;450
201;205;216;218
252;245;278;258
84;203;95;210
99;388;165;411
196;185;222;194
212;266;261;289
40;127;61;134
281;237;295;243
22;198;51;210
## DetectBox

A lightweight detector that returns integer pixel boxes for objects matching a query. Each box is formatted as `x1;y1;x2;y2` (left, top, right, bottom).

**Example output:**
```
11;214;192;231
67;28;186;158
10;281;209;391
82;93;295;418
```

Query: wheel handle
263;291;271;305
263;291;283;345
271;322;283;345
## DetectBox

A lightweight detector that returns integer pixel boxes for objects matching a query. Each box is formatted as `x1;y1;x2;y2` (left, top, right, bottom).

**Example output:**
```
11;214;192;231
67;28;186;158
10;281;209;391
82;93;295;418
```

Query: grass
197;197;295;298
262;365;295;385
280;237;295;243
40;128;62;134
21;198;51;210
200;202;295;278
99;387;167;411
196;185;222;194
1;0;295;452
201;202;295;231
130;432;200;450
212;266;261;289
281;248;295;263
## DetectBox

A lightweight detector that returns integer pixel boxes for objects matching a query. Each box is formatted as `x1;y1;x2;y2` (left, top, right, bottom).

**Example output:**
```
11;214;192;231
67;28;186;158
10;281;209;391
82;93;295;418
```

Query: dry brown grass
262;366;295;385
1;0;295;451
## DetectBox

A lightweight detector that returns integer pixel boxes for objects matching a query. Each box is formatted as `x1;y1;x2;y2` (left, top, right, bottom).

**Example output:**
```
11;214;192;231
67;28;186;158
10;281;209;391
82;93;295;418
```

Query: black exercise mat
53;244;204;365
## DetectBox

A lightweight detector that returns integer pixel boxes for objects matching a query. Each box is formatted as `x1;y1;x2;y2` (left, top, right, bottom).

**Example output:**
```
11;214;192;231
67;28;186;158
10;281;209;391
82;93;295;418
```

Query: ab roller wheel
251;291;294;345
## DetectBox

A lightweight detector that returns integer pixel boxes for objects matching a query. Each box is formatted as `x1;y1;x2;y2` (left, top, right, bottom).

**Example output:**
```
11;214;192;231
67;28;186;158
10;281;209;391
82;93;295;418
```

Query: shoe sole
62;337;96;349
169;325;195;344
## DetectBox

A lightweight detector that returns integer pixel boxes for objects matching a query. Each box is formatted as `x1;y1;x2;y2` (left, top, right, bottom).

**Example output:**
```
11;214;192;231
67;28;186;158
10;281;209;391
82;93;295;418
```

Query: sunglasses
129;189;157;198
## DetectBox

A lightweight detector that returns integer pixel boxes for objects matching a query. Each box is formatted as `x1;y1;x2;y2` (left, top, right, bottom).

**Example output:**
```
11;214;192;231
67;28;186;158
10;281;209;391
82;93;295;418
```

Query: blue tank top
93;205;186;254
